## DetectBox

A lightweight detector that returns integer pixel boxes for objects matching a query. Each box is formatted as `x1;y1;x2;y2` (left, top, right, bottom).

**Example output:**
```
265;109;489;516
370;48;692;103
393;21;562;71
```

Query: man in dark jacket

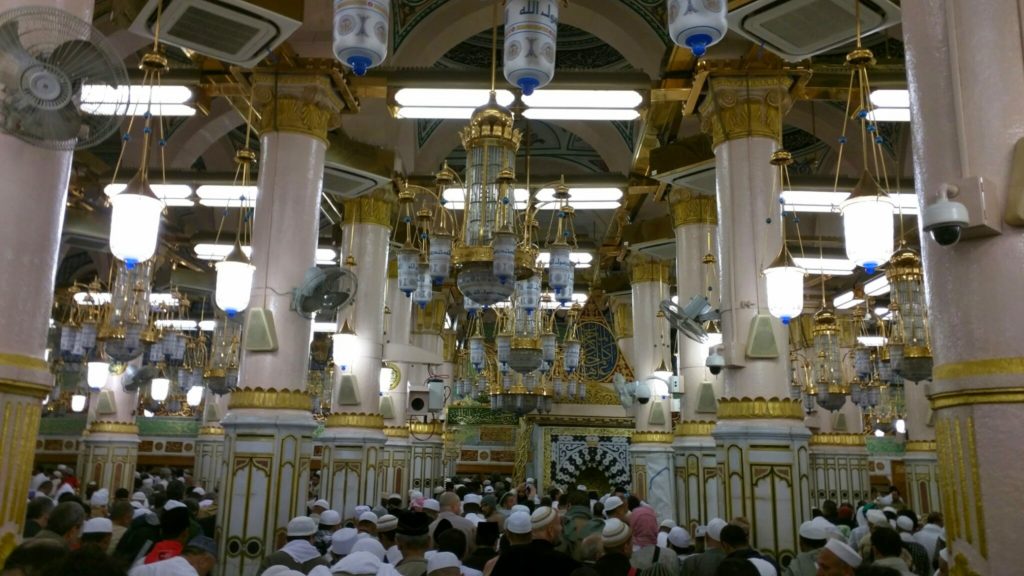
720;523;782;574
594;518;632;576
560;490;604;561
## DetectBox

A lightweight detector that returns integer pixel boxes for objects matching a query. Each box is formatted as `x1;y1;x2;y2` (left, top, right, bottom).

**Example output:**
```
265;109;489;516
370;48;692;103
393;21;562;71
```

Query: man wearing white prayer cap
356;511;378;536
260;516;331;574
681;517;728;576
426;551;461;576
666;526;695;560
329;527;360;562
816;538;861;575
329;550;401;576
89;488;110;517
748;558;778;576
421;498;440;519
81;517;113;551
594;518;632;575
656;519;676;548
782;521;827;576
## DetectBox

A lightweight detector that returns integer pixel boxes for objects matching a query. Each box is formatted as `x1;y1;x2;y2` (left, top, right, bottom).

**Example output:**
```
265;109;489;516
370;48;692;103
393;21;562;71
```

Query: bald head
438;492;461;514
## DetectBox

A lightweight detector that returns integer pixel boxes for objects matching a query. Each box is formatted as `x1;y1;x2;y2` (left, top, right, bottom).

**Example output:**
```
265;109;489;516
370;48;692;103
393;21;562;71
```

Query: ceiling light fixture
522;89;643;109
81;84;195;116
866;108;911;122
869;89;910;108
503;0;559;95
764;149;806;325
792;257;856;276
832;290;864;310
536;251;593;269
863;275;890;297
780;190;918;215
194;244;336;266
196;184;258;207
522;108;640;121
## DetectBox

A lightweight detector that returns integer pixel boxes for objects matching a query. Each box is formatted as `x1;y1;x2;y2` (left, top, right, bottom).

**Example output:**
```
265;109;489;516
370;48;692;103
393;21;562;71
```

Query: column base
220;410;316;576
0;385;45;565
673;431;721;529
807;434;870;508
194;426;226;494
319;423;388;519
80;424;141;494
902;442;940;516
631;439;676;524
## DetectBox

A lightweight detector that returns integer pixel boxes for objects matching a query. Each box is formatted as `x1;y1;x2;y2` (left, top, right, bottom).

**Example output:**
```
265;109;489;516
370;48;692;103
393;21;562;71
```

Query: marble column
0;0;93;561
80;366;140;494
194;393;228;494
380;269;412;500
407;297;447;494
669;191;722;529
902;5;1024;570
700;74;811;563
219;71;343;576
320;191;392;520
628;259;676;521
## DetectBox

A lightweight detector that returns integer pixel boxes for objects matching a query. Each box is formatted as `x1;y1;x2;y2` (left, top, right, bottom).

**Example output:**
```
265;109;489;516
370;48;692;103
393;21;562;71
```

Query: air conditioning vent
322;164;390;199
130;0;303;67
728;0;901;61
631;239;677;261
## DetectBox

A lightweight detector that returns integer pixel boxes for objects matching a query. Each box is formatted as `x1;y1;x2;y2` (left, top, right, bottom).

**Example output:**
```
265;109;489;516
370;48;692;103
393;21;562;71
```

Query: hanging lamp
667;0;728;57
885;244;932;382
763;150;806;325
503;0;562;95
332;0;390;76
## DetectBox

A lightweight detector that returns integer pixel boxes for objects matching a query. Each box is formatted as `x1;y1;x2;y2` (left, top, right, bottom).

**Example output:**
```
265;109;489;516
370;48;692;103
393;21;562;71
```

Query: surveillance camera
706;347;725;375
922;187;969;247
635;380;651;404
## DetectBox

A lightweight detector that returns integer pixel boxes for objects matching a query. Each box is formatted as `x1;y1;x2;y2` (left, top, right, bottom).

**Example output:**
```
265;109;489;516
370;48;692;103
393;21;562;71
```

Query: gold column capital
631;431;676;444
442;330;457;362
717;396;804;420
0;378;50;399
228;388;313;411
670;193;717;228
198;425;225;436
808;433;866;447
343;188;396;228
630;259;671;284
699;74;794;148
251;72;346;143
675;420;716;436
413;298;447;335
409;420;444;436
383;425;410;438
87;421;140;435
904;440;938;452
325;412;384;430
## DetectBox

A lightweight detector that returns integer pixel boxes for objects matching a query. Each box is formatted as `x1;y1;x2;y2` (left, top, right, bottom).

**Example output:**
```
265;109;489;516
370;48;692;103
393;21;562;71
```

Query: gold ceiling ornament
88;421;140;435
324;412;385;430
808;433;866;447
631;431;676;444
198;425;225;437
670;193;718;228
903;440;937;452
717;397;804;420
675;420;716;437
228;387;313;411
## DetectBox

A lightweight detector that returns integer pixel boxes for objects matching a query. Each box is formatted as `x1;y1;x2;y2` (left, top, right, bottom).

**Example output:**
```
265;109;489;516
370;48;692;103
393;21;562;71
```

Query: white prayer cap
422;499;440;512
132;507;150;519
260;566;306;576
748;558;777;576
286;516;317;537
329;551;380;575
531;506;557;530
463;493;482;505
427;551;461;574
192;487;205;496
377;514;398;532
164;499;186;511
83;518;112;534
312;499;331;510
358;511;378;524
354;505;371;515
668;526;692;548
825;538;862;567
866;509;888;527
433;486;445;495
199;499;215;510
90;489;109;507
799;520;827;540
483;486;494;494
511;504;530;515
351;537;386;560
602;518;631;547
409;489;423;500
660;519;677;529
707;518;728;541
57;464;68;472
330;528;360;555
505;511;532;534
526;477;535;484
603;496;624;513
695;525;707;537
877;493;894;506
141;477;152;486
882;506;897;515
464;513;486;524
319;510;341;526
577;484;587;491
896;516;914;532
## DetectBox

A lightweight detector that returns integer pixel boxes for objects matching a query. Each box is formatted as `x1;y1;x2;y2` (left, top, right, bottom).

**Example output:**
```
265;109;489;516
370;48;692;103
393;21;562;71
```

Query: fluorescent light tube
537;251;593;268
857;335;888;347
781;191;918;215
105;183;193;200
394;88;516;108
863;275;890;296
869;90;910;108
195;243;335;265
535;187;622;202
867;108;911;122
394;107;476;120
522;108;640;121
196;185;258;207
793;257;856;276
523;90;642;109
833;290;863;310
441;188;529;210
156;319;198;331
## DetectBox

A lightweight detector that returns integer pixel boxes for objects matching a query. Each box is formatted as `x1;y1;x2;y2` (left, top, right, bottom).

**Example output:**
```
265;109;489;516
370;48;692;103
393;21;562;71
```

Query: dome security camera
706;346;725;375
922;185;970;247
635;380;651;404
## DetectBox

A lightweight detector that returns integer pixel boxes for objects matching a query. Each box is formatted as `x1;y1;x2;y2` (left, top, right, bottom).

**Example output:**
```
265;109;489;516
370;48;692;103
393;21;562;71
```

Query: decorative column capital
325;412;384;430
198;424;225;436
675;420;716;436
228;387;312;410
383;425;410;438
717;396;804;420
413;298;447;335
808;433;866;447
442;330;457;362
631;431;675;444
630;259;671;284
343;188;396;228
251;72;346;143
699;74;794;148
87;421;140;435
670;193;717;228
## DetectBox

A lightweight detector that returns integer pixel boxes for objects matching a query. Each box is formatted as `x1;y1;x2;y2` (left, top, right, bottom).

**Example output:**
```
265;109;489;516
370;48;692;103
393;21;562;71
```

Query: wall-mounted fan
612;373;634;411
0;6;129;150
660;295;720;344
292;267;358;319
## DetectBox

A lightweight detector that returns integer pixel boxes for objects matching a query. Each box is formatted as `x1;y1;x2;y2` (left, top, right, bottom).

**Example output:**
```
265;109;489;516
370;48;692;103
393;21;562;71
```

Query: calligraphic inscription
578;320;619;383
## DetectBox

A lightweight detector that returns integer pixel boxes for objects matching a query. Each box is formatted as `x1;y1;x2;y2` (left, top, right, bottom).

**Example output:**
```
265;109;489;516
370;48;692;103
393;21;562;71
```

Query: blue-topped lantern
333;0;390;76
667;0;728;57
504;0;559;95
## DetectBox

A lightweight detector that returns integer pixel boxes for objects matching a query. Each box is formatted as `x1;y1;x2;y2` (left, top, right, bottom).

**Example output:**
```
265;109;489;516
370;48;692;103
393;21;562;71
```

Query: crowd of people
3;468;950;576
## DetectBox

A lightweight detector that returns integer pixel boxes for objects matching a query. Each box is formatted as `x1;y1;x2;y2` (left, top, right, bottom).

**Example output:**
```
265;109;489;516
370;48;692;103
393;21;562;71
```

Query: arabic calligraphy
578;320;618;383
518;0;559;25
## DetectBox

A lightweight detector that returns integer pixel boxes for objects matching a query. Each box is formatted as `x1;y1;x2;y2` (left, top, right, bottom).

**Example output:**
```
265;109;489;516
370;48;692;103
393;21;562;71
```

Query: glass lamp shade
667;0;728;56
332;0;390;76
332;327;358;372
540;332;557;363
379;364;395;395
493;232;517;285
150;378;170;402
496;334;512;364
397;248;420;296
469;335;486;369
516;275;542;314
109;191;163;267
563;340;581;373
503;0;558;94
186;385;204;407
508;346;543;374
548;244;572;291
215;258;255;317
457;264;514;306
764;257;805;325
841;195;895;274
428;234;453;283
412;266;433;309
873;429;885;438
70;394;87;413
86;361;109;390
895;418;907;434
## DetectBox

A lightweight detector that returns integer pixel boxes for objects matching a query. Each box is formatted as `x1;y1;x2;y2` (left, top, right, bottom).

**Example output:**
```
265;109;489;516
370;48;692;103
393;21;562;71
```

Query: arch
165;99;246;170
785;102;865;177
392;0;665;75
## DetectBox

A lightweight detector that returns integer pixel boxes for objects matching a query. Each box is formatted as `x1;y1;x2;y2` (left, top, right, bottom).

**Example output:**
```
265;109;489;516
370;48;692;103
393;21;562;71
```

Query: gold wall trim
325;412;384;429
613;303;633;339
88;421;140;435
0;378;50;399
675;420;716;436
808;433;865;447
630;260;671;284
933;357;1024;381
717;397;804;420
699;75;794;148
930;387;1024;410
409;421;444;436
671;195;718;228
229;388;312;411
198;425;225;436
632;431;675;444
0;353;48;372
904;440;938;452
383;426;410;438
343;192;395;227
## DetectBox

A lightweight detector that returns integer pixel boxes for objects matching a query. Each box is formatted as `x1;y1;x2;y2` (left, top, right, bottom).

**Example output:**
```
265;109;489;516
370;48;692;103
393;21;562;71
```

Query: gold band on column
0;378;50;399
0;353;49;372
717;397;804;420
409;421;444;436
930;387;1024;410
808;433;866;447
198;425;225;436
632;431;675;444
88;421;140;435
325;412;384;429
228;388;313;410
933;357;1024;381
251;72;345;144
674;421;716;436
904;440;938;452
631;260;670;284
343;190;395;227
699;75;794;148
670;195;718;228
383;425;410;438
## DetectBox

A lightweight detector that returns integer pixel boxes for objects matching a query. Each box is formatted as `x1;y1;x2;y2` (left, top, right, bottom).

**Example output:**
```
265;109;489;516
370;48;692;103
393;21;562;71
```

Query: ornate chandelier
98;259;157;362
809;307;847;412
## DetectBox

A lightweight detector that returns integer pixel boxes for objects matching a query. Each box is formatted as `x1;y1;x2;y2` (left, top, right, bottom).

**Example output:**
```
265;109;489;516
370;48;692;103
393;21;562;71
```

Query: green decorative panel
136;417;201;437
38;416;87;436
865;436;905;456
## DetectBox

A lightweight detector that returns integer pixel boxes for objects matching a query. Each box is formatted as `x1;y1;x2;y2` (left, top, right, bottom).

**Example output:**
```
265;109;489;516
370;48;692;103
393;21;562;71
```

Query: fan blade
0;20;41;71
47;39;112;85
34;101;83;141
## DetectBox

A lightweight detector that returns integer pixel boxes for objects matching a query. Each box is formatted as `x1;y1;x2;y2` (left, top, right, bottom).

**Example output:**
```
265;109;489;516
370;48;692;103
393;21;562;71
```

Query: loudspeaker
408;390;430;416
